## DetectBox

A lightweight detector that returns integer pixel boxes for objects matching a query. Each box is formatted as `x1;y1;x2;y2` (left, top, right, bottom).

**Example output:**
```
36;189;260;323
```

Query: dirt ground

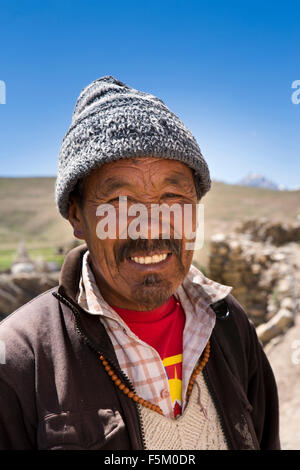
265;311;300;450
265;247;300;450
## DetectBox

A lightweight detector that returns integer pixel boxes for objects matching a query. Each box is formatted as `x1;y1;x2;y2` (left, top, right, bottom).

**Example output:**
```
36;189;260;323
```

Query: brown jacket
0;245;280;450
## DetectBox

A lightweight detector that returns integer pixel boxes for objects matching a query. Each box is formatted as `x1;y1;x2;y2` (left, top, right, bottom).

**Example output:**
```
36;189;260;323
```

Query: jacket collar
56;243;122;375
58;243;88;302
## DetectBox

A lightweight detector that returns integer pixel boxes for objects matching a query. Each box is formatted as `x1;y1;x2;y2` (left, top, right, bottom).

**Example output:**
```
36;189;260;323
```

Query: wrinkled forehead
85;156;196;189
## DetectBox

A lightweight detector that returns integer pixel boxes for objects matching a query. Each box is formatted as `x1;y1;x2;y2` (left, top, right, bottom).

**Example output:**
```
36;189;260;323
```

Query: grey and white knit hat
55;75;211;218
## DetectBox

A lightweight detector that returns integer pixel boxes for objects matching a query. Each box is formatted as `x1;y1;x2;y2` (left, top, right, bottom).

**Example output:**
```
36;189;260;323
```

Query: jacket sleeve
0;377;35;449
246;320;281;450
0;311;37;450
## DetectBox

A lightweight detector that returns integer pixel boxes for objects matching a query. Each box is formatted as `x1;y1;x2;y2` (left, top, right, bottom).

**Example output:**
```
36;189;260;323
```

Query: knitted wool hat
55;75;211;218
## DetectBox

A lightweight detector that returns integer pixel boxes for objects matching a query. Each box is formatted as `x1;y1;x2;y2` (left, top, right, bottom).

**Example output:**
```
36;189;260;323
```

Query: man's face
69;157;198;310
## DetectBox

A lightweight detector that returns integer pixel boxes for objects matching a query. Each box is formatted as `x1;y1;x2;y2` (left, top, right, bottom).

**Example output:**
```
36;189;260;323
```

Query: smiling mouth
127;252;172;265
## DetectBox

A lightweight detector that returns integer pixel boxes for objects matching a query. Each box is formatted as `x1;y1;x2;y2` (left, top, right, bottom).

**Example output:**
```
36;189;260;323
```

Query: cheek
182;205;198;238
90;240;128;290
93;240;116;267
84;216;118;275
167;203;198;241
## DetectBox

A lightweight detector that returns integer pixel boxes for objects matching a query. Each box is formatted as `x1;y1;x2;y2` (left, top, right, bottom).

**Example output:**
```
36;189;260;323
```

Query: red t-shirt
112;296;186;418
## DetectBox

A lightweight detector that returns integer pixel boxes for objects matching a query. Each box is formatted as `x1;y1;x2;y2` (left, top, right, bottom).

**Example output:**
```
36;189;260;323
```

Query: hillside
0;177;73;248
0;177;299;269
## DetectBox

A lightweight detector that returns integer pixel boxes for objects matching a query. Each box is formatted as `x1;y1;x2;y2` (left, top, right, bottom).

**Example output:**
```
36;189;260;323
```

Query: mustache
114;238;182;265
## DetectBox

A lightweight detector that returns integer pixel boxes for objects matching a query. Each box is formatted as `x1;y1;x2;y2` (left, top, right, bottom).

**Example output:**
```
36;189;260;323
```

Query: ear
68;195;86;240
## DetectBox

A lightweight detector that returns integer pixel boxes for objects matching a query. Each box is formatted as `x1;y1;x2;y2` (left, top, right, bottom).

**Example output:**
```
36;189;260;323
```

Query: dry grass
0;177;73;249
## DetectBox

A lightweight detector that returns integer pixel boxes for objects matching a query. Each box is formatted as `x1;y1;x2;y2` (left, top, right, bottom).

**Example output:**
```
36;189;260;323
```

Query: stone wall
209;218;300;344
235;217;300;246
0;272;59;320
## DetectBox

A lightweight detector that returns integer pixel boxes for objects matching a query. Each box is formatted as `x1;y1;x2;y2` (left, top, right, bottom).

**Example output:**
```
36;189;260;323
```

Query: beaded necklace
99;339;210;415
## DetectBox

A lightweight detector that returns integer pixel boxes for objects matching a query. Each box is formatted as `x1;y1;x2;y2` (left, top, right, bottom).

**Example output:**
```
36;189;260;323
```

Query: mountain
237;173;279;190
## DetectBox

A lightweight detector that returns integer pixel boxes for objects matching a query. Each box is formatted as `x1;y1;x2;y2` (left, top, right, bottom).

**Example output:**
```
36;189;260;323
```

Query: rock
0;272;59;317
266;310;277;321
277;279;292;295
256;322;281;344
218;246;229;256
251;264;261;274
211;233;226;244
222;273;242;285
266;297;279;321
228;240;242;254
271;253;286;262
256;309;294;344
11;262;35;274
280;297;295;312
0;287;19;316
273;308;294;329
257;254;267;264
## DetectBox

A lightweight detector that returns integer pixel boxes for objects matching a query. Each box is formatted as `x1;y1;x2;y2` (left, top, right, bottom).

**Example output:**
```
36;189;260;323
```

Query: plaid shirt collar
77;251;232;418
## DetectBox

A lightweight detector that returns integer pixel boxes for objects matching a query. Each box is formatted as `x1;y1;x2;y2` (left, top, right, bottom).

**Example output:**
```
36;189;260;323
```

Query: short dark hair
70;178;85;209
192;170;202;201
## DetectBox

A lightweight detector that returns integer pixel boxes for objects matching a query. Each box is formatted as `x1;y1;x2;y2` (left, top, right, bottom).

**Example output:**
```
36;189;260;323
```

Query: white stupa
10;239;36;274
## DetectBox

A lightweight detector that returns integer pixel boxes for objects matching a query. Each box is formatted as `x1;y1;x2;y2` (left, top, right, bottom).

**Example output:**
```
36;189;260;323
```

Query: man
0;76;280;450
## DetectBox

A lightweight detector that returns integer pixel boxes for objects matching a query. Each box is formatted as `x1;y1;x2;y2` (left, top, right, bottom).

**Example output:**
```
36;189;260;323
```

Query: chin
130;280;174;311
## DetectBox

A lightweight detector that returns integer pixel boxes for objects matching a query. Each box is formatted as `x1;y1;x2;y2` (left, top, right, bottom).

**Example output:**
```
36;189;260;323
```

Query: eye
107;196;136;204
163;193;181;198
107;197;120;203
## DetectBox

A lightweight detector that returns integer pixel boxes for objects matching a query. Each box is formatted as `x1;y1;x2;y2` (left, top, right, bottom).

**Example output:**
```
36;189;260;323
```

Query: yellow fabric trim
162;354;183;367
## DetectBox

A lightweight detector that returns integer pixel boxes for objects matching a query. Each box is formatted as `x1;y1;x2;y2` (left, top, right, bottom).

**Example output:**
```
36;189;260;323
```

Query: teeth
131;253;168;264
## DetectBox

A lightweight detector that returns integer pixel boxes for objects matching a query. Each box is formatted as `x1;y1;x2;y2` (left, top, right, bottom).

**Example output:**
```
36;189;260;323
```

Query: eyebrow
100;177;132;196
163;171;192;187
164;176;185;186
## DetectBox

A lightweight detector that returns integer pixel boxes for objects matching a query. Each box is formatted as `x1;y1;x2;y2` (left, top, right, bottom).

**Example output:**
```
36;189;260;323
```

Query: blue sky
0;0;299;188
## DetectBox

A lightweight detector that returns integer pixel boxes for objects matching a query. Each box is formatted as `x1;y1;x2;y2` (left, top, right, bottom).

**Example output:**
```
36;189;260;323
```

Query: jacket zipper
52;291;146;450
202;366;233;450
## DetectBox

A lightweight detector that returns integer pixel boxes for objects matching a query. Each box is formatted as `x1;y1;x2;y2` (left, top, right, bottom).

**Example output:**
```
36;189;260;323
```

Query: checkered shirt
77;251;232;419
